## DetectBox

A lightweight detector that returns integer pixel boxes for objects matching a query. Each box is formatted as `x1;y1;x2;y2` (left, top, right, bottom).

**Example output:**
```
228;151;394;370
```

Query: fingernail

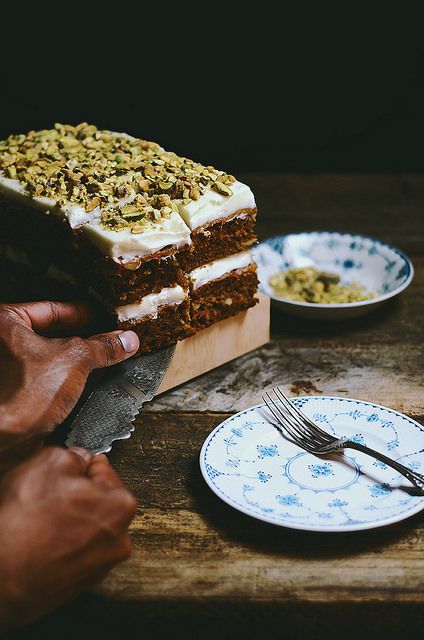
69;446;92;462
118;330;139;353
95;453;110;464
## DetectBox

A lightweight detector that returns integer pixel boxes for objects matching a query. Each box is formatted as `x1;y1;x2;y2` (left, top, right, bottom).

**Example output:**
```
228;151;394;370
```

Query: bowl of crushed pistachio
252;232;413;320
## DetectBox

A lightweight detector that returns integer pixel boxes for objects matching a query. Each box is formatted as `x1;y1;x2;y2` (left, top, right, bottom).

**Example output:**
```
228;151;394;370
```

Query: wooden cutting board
157;292;270;394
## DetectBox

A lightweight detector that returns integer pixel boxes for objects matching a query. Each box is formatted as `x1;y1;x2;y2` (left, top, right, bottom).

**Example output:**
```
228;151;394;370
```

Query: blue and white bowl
252;231;414;320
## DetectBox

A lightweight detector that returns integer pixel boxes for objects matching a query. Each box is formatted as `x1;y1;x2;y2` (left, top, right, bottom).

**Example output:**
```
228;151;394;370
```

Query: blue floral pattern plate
252;232;414;320
200;397;424;532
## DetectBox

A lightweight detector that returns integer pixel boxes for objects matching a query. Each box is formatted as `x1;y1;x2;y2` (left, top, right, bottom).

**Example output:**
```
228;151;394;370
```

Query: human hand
0;301;139;466
0;446;136;632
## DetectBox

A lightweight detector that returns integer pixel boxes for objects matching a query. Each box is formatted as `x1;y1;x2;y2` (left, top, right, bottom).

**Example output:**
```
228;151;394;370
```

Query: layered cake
0;123;258;352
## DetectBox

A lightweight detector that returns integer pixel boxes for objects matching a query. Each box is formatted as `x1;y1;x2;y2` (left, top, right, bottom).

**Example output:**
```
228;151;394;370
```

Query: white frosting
62;191;139;229
83;211;191;262
0;174;65;220
189;251;253;289
177;180;255;230
62;202;99;228
116;285;186;322
0;172;192;261
0;174;28;196
0;171;255;263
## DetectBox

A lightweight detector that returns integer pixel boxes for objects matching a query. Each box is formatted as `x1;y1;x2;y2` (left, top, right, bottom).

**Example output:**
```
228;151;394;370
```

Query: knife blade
65;344;175;455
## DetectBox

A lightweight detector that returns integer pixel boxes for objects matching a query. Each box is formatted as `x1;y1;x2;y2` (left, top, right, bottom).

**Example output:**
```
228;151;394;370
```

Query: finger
84;330;139;370
87;455;128;491
69;446;93;466
3;301;93;335
109;490;138;529
43;446;93;475
2;446;93;489
0;440;43;475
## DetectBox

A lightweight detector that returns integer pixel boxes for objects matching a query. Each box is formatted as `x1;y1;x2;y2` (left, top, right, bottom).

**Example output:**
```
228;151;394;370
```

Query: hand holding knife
65;345;175;454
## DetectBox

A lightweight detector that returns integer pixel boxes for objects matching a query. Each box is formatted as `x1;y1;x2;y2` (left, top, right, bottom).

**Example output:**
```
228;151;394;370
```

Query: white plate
200;396;424;532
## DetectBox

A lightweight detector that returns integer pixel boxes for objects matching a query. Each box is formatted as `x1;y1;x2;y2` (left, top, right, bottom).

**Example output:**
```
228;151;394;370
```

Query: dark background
1;7;423;173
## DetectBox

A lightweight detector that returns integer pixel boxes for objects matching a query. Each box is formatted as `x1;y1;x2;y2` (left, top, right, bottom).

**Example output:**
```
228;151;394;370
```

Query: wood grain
13;175;424;639
101;413;424;604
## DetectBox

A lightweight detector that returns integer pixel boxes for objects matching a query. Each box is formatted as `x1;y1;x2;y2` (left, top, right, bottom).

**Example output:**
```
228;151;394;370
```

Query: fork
262;387;424;495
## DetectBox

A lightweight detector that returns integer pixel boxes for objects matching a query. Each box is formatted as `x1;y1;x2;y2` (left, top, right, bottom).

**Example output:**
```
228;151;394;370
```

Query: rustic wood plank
151;342;424;415
96;413;424;605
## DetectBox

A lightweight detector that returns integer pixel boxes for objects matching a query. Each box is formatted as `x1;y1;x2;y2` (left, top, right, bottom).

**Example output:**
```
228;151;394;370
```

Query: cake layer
0;184;255;306
191;262;258;331
78;235;187;306
117;298;194;353
176;209;257;272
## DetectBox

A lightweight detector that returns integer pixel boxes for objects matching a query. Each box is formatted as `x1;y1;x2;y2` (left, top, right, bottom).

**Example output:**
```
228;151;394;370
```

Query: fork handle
345;441;424;492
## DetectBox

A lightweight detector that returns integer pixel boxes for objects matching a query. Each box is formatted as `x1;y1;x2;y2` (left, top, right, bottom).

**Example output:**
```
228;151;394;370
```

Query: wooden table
11;175;424;640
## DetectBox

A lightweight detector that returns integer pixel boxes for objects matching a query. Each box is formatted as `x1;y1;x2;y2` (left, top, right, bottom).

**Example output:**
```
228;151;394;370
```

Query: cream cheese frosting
0;124;255;264
189;251;253;289
83;212;191;262
115;285;186;321
177;181;255;230
0;174;62;217
0;172;255;265
0;173;97;228
0;172;192;261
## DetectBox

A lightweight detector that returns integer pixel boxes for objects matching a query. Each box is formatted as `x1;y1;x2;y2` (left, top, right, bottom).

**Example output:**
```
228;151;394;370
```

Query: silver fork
262;387;424;495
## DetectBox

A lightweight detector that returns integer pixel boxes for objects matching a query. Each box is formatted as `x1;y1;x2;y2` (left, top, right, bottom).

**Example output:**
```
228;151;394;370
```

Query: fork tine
272;398;329;450
273;387;320;433
269;388;326;446
263;393;299;440
274;387;333;444
267;391;319;447
263;397;312;451
274;386;329;437
263;393;316;450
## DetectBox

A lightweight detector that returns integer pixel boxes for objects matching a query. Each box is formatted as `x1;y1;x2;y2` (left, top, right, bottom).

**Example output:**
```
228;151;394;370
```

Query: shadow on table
8;593;423;640
187;456;422;559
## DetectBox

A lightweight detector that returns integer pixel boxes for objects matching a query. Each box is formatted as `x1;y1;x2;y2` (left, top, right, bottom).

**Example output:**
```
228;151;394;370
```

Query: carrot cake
0;123;258;352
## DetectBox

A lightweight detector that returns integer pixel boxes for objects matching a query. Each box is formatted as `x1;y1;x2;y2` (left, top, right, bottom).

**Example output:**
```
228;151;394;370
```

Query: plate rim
253;230;414;310
199;395;424;533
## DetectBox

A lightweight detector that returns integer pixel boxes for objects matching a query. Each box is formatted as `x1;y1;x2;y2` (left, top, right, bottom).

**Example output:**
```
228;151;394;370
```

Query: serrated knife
65;345;175;455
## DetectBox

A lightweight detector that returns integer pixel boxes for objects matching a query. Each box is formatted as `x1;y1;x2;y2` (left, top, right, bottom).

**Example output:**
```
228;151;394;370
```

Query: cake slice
175;179;257;271
0;123;258;352
189;252;258;330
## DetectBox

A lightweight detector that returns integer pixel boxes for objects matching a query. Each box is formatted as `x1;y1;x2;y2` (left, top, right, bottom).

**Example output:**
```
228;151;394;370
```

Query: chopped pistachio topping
0;123;237;233
269;267;376;304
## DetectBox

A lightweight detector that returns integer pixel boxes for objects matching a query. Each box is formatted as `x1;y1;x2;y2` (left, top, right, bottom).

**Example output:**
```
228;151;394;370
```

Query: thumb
84;330;140;370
